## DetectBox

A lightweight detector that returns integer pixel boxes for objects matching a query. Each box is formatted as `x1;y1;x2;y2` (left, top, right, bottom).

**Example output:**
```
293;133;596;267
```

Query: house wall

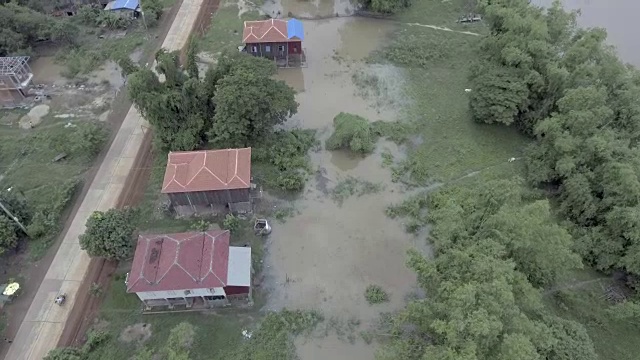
246;42;301;59
168;188;250;207
136;287;226;301
224;286;250;295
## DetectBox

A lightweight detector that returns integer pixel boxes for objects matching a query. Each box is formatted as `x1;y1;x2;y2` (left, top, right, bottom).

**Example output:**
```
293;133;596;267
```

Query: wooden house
161;148;252;214
242;18;306;68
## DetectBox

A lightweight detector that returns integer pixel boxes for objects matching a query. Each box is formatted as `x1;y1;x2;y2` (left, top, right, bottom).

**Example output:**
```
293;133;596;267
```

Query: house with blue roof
242;18;307;68
105;0;141;18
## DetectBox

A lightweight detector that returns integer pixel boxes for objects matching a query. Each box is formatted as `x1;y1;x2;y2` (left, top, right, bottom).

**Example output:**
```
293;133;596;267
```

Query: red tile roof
161;148;251;194
243;19;291;43
127;230;230;293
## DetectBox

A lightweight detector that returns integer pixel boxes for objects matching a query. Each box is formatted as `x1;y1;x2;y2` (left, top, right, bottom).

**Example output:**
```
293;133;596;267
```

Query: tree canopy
378;180;596;360
469;0;640;286
128;50;297;151
0;2;78;56
79;208;137;261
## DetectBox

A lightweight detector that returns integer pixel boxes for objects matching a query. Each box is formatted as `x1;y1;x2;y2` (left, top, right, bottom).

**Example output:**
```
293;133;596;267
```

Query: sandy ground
262;15;428;360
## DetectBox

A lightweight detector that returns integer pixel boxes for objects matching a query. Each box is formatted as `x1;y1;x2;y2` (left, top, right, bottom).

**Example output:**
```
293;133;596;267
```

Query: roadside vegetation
1;0;168;78
0;118;108;258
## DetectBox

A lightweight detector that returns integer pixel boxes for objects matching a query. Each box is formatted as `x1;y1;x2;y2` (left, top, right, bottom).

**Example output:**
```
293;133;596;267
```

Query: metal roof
0;56;30;76
286;18;304;40
111;0;139;10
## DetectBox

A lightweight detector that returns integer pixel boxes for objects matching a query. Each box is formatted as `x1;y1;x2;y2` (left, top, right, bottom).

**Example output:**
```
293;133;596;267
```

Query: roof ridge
208;231;227;286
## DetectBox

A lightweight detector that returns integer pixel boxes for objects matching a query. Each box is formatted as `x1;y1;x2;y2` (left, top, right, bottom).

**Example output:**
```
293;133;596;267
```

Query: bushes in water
326;112;376;153
252;129;318;191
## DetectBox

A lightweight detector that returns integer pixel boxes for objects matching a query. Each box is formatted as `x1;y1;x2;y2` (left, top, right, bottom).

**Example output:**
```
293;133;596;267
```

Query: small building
0;57;34;109
126;230;252;310
161;148;252;215
242;18;306;68
104;0;141;18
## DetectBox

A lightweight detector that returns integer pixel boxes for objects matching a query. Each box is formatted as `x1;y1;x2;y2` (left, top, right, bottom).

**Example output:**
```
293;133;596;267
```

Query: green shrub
222;214;241;233
326;112;375;153
0;216;18;255
365;284;389;304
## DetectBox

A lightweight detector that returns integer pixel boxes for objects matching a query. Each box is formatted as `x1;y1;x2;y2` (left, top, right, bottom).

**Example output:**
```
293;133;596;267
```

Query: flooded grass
198;1;261;57
330;176;383;206
376;24;527;183
543;269;640;360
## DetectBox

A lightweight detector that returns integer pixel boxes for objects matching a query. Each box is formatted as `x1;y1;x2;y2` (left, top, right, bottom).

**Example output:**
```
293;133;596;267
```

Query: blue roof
111;0;139;10
286;19;304;41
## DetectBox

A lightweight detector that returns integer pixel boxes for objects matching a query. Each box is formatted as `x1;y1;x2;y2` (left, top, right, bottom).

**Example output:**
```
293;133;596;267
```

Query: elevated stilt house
242;18;306;68
161;148;253;215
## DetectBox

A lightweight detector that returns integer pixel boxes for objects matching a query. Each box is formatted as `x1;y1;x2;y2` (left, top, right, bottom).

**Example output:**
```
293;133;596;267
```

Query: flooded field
263;14;421;360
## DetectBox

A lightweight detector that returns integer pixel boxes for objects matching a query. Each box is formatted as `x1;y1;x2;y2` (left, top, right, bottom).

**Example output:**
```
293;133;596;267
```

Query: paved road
5;1;206;358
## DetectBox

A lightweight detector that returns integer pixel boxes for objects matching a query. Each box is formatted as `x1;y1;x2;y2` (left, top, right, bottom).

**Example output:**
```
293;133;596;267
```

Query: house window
265;45;271;52
278;45;285;52
252;46;258;53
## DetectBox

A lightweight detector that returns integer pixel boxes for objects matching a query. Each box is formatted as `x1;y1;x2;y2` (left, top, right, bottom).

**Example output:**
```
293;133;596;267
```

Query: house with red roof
126;230;252;310
242;18;306;67
161;148;252;215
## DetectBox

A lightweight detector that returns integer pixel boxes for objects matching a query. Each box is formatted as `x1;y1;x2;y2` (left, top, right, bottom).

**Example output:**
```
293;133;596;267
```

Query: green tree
79;208;137;260
358;0;411;13
185;36;199;80
42;347;82;360
208;54;298;147
162;322;196;360
0;215;18;254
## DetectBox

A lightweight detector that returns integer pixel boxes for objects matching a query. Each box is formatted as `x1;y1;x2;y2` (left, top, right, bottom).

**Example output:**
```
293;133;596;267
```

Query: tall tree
79;208;137;261
207;53;298;148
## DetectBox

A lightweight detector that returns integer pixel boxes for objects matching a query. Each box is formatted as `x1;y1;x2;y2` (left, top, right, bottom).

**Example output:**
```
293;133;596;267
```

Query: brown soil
119;323;152;344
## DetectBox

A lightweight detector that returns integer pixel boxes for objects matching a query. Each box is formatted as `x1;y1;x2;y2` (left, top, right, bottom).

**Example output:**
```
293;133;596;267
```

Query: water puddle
329;149;364;171
337;19;394;61
30;56;67;86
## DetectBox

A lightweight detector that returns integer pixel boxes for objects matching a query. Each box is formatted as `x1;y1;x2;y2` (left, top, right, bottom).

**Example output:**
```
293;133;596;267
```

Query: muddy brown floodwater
264;15;425;360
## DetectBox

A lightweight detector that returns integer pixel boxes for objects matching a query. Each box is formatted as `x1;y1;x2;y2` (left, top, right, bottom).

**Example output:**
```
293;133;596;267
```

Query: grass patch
198;1;261;57
84;277;258;360
87;275;321;360
544;270;640;360
330;176;383;206
374;24;526;183
55;28;147;78
0;119;108;259
365;284;389;304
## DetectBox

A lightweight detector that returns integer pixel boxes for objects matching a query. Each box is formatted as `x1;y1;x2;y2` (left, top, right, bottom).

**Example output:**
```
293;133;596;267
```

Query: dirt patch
120;323;152;344
18;104;50;129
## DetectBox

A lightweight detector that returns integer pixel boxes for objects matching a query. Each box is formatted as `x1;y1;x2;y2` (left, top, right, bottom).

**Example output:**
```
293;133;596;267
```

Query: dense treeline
0;2;78;56
379;180;596;360
470;0;640;286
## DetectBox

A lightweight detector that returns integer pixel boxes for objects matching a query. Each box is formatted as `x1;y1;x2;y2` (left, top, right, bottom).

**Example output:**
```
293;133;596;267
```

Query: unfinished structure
0;56;34;108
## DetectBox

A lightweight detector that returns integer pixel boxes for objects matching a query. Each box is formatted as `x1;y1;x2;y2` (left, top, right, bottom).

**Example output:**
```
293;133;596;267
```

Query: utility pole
0;199;28;235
